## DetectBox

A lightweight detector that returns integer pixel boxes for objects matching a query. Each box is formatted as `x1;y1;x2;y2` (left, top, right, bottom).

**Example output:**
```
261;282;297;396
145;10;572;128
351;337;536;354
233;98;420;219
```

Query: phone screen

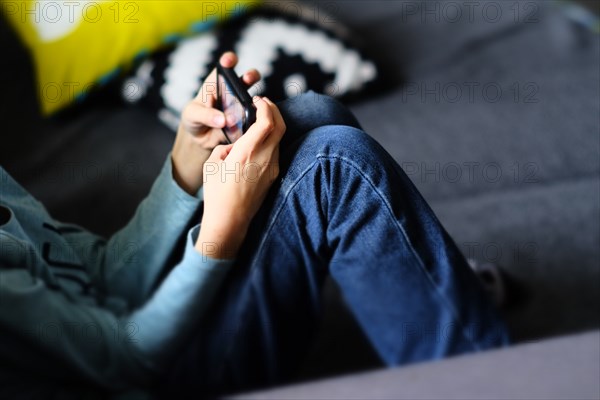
218;72;245;143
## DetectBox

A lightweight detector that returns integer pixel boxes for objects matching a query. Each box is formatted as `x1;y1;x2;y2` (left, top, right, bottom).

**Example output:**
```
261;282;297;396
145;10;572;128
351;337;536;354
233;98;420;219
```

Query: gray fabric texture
230;330;600;400
433;176;600;340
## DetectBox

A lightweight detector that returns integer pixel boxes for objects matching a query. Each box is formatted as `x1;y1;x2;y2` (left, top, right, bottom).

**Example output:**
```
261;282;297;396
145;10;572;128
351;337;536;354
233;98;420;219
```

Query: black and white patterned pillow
121;6;382;131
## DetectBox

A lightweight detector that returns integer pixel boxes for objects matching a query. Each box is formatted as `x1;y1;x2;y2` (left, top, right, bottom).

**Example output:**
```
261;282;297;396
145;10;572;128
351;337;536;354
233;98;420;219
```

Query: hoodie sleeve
0;226;233;390
56;154;206;308
0;154;235;390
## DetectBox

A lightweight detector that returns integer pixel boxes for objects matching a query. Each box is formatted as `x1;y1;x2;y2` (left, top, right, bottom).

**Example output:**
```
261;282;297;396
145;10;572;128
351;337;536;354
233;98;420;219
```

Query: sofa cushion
231;330;600;399
432;177;600;340
303;0;540;80
349;1;600;202
4;105;174;236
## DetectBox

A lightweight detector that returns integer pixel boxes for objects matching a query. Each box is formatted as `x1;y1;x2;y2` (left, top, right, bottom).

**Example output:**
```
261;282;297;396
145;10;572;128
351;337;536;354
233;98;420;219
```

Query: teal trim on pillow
134;49;151;63
163;34;183;44
75;91;88;103
190;18;218;33
98;68;121;86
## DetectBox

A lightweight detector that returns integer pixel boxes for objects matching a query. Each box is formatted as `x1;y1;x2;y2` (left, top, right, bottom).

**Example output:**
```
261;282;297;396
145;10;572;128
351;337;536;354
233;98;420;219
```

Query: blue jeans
163;92;510;396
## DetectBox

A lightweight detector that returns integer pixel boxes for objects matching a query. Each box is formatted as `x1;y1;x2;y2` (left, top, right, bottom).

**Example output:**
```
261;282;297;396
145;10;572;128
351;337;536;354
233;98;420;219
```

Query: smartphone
216;64;256;144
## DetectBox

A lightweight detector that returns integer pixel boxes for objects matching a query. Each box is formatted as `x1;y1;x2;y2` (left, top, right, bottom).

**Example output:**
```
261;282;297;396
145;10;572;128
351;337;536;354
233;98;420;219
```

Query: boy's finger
219;51;238;68
244;97;275;144
210;144;233;162
262;97;286;140
194;52;239;104
241;69;261;89
194;68;217;104
182;102;225;132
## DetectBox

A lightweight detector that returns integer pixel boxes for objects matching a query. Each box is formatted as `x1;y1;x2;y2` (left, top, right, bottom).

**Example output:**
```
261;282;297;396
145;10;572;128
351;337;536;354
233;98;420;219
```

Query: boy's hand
171;52;261;195
196;96;286;259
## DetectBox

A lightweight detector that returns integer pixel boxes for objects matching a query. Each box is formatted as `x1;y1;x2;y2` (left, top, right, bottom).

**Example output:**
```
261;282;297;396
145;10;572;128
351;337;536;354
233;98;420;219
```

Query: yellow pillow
0;0;259;115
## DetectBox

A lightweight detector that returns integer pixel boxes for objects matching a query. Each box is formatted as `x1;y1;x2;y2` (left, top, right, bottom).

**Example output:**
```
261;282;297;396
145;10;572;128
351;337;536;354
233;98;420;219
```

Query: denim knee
286;91;360;123
280;125;400;188
292;125;384;160
278;91;362;143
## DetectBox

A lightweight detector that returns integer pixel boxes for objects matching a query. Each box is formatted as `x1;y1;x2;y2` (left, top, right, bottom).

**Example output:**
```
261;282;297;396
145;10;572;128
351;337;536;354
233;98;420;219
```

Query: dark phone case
216;64;256;143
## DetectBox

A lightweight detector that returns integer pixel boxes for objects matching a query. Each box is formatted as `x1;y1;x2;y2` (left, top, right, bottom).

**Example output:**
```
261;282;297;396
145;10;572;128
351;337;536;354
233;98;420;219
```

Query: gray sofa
232;330;600;399
1;0;598;398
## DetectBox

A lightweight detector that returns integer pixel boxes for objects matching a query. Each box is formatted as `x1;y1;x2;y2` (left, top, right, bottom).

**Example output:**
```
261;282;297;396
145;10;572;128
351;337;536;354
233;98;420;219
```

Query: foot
467;259;507;308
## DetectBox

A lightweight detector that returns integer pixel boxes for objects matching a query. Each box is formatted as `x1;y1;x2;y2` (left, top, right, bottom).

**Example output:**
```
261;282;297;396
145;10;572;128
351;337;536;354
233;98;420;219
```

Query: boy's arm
0;229;233;390
56;155;205;308
60;52;261;307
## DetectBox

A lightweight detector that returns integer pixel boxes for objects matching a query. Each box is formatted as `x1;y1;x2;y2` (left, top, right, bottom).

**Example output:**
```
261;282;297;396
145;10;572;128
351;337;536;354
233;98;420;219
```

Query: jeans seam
216;159;324;383
315;153;482;353
217;150;481;378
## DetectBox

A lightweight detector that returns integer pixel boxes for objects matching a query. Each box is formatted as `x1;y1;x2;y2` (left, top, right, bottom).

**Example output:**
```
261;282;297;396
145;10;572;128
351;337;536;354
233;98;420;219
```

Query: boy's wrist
170;139;212;196
195;218;249;260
